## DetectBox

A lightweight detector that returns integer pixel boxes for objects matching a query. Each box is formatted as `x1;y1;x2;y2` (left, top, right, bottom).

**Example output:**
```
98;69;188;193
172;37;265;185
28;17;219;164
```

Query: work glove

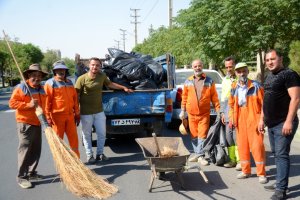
75;115;80;126
47;118;54;127
179;110;188;120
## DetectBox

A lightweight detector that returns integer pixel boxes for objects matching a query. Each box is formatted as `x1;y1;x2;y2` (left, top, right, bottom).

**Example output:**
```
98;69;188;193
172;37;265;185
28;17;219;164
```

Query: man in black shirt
262;49;300;200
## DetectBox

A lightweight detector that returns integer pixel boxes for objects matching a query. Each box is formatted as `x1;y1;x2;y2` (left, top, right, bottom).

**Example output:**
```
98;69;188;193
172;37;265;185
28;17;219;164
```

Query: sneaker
198;156;209;166
258;176;268;184
235;163;242;171
265;184;276;191
28;173;44;180
265;184;290;193
223;161;237;168
188;155;200;162
96;154;109;161
237;172;251;179
87;156;96;165
271;190;287;200
17;178;32;189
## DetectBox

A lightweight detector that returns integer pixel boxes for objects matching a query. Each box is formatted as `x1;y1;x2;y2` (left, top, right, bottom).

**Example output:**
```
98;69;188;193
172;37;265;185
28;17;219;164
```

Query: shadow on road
32;174;61;186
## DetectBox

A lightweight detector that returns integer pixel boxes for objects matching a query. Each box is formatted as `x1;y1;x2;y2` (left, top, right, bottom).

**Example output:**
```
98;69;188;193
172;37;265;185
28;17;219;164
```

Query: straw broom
36;107;118;199
3;30;118;199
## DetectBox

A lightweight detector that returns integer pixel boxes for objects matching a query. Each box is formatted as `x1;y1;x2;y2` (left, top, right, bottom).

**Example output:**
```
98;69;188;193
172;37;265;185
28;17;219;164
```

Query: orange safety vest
44;78;79;118
9;81;47;126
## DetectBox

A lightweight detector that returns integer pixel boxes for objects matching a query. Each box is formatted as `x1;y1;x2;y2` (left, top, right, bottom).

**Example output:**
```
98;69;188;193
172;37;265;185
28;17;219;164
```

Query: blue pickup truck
75;53;175;136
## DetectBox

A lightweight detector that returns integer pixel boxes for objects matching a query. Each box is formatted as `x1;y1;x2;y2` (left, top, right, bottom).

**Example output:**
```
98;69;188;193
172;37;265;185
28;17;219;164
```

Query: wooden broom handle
152;133;162;157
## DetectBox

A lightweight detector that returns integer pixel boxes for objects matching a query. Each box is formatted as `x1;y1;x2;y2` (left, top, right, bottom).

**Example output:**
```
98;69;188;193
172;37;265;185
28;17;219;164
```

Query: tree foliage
41;50;61;72
134;0;300;72
133;26;206;66
289;40;300;74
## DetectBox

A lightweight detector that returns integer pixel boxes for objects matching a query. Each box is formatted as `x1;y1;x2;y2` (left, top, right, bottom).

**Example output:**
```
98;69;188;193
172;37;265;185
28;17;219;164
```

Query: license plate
111;118;140;126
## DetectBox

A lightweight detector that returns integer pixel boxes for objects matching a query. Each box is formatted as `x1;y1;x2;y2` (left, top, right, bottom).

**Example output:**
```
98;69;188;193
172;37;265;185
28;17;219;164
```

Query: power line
142;0;159;22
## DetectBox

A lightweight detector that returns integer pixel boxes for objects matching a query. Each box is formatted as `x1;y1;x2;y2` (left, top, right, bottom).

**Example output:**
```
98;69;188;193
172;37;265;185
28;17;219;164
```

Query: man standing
180;59;220;166
9;64;48;189
220;56;241;170
228;62;267;184
44;61;80;157
262;49;300;200
75;57;133;164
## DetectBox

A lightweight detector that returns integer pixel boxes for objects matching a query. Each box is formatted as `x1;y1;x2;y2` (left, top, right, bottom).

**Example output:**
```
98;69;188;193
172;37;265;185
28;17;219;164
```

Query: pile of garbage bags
102;48;167;90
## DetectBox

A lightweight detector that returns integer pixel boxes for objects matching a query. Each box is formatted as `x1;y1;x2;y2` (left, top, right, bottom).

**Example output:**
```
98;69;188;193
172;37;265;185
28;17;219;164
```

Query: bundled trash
102;48;167;90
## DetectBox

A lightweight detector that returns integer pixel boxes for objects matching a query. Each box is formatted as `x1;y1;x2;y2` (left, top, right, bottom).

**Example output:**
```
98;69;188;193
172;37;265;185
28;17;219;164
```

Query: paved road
0;92;299;200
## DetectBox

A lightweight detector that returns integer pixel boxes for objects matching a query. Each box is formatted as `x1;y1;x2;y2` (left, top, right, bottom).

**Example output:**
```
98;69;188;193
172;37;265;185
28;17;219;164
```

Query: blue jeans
191;138;205;156
267;118;298;192
81;112;106;158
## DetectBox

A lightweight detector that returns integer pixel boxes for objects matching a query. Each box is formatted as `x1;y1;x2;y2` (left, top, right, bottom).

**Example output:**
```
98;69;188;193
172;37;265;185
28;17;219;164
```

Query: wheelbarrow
135;134;209;192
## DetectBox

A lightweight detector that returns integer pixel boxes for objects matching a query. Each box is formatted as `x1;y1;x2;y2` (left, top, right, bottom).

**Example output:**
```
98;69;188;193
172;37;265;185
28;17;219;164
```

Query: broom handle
152;133;162;157
2;30;33;98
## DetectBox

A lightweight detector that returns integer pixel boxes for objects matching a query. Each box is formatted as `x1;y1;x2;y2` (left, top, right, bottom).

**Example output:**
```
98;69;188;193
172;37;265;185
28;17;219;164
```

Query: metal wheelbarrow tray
136;136;208;192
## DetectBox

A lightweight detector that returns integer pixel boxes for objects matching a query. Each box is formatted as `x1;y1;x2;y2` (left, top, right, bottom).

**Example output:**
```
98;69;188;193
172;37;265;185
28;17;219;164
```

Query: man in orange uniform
180;59;220;166
228;62;267;184
44;61;80;157
9;64;48;189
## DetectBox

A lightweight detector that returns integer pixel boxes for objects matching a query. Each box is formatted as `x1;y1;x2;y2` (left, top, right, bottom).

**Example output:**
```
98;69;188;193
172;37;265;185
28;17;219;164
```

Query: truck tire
146;120;164;137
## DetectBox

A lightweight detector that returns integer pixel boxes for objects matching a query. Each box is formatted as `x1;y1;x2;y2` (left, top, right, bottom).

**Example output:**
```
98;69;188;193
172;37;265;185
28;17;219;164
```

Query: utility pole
114;40;120;49
119;29;126;51
130;8;140;46
168;0;173;28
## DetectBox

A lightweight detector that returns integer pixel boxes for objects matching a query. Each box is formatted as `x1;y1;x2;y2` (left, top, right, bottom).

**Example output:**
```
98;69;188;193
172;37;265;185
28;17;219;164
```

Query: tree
289;40;300;74
0;39;44;84
41;50;61;72
63;57;75;76
176;0;300;81
133;26;205;66
0;51;9;87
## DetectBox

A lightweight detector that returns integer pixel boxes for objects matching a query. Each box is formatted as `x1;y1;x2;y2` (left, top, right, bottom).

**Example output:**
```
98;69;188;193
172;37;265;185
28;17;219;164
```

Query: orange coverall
228;80;266;176
44;78;80;157
181;74;220;139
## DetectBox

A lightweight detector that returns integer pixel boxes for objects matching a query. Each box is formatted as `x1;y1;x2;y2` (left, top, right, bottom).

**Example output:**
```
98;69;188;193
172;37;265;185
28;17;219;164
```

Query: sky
0;0;191;59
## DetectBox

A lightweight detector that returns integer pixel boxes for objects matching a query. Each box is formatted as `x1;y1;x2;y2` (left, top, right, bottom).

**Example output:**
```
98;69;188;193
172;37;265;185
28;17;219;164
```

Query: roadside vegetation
1;0;300;87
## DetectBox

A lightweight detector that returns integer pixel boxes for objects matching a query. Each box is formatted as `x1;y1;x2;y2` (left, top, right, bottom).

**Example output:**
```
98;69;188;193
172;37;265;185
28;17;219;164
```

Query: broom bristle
44;127;118;199
35;106;117;199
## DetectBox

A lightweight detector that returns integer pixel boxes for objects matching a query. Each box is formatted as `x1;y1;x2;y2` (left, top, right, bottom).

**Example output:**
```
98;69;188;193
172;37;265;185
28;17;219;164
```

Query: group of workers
179;49;300;200
8;49;299;200
9;58;132;189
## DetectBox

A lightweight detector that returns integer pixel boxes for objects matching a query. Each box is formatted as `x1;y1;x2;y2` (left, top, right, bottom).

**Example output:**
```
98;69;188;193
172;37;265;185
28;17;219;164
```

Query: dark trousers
267;118;299;191
17;123;42;179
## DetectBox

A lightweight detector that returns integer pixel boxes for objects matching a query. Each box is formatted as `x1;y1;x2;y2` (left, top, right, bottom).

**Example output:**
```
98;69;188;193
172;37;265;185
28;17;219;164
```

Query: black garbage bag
213;144;227;166
112;76;132;89
203;116;222;153
102;64;118;80
108;48;164;86
134;78;158;90
203;116;228;166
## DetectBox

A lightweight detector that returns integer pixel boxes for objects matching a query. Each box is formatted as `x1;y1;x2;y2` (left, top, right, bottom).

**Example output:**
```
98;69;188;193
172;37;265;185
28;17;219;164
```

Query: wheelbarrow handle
152;133;162;157
185;165;209;183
